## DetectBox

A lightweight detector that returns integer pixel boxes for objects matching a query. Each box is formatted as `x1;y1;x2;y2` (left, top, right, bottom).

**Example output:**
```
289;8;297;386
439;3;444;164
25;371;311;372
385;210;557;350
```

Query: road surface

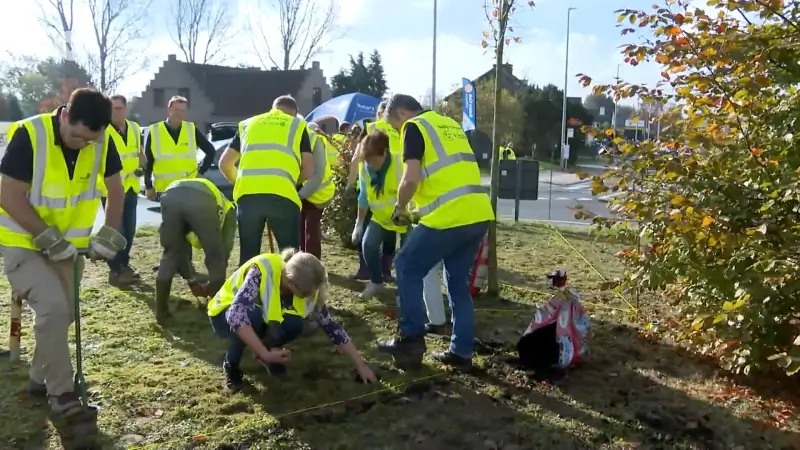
94;166;615;231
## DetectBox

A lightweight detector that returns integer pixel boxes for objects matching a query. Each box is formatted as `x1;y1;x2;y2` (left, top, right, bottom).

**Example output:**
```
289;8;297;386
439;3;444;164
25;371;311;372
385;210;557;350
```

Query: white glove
351;221;364;245
88;240;117;260
33;227;77;262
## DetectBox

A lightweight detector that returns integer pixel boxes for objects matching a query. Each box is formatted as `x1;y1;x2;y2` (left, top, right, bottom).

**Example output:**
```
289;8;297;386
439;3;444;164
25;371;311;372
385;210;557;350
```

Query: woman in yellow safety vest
208;248;377;391
352;131;410;299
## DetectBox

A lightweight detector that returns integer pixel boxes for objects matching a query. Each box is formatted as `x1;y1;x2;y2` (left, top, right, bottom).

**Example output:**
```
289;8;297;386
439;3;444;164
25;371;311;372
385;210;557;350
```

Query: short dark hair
385;94;423;119
339;122;351;133
110;94;127;106
66;88;112;132
273;94;298;111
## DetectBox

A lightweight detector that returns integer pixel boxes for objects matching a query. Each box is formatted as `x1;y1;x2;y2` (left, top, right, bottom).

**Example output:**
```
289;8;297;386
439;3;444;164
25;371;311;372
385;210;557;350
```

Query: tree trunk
487;0;510;296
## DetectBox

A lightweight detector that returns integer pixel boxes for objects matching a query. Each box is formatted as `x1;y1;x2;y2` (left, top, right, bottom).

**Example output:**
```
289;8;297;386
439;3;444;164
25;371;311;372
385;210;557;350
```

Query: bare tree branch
167;0;236;64
250;0;341;70
35;0;76;58
86;0;154;92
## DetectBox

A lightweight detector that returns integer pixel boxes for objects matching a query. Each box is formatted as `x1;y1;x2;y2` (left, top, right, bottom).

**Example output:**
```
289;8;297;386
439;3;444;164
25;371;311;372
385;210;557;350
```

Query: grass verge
0;222;798;449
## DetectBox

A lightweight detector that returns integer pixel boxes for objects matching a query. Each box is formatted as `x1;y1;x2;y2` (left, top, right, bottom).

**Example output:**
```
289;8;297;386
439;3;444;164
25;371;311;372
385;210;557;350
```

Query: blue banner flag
461;77;477;132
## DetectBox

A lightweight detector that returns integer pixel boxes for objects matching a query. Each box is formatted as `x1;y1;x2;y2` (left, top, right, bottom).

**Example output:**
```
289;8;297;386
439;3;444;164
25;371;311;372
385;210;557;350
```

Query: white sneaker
359;282;383;300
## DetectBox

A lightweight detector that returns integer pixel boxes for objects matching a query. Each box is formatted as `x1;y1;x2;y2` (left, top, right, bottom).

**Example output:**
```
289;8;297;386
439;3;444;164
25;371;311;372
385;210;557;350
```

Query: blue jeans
395;221;490;358
362;221;407;284
209;308;305;367
101;190;138;272
357;210;396;272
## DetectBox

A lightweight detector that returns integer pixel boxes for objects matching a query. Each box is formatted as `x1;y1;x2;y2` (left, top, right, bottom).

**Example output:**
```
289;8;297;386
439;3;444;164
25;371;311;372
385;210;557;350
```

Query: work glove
391;204;412;227
133;167;144;177
351;220;364;246
187;279;213;298
34;227;77;262
88;225;127;261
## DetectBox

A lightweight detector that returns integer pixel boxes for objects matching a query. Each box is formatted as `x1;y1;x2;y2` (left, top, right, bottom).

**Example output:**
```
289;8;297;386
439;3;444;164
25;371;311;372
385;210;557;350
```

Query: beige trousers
2;246;84;396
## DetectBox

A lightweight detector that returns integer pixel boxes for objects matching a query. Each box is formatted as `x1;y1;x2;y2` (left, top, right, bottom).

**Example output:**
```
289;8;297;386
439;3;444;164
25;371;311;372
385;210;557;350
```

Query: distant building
131;54;332;129
442;63;527;103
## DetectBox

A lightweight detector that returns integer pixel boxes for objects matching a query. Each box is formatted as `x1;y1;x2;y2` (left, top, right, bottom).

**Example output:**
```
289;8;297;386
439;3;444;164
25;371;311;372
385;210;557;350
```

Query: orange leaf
667;25;680;36
660;71;670;80
656;54;670;64
701;217;714;228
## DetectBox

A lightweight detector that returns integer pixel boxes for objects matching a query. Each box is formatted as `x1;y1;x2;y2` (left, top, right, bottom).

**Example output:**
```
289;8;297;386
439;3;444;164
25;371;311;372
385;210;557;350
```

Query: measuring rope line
129;372;446;450
546;224;639;313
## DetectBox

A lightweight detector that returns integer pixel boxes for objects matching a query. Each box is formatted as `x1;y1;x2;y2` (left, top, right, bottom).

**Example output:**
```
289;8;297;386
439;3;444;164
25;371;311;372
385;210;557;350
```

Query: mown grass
0;222;798;449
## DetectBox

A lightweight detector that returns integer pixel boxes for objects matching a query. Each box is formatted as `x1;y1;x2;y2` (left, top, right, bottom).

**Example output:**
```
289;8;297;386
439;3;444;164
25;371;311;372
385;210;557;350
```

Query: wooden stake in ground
8;292;23;362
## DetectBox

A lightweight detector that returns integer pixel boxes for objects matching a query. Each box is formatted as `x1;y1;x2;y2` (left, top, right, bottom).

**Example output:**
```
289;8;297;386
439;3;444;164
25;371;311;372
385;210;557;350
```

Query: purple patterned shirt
225;266;350;346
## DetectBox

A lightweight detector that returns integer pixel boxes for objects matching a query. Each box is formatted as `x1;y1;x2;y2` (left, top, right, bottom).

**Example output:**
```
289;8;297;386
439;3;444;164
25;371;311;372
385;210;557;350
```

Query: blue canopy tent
304;93;381;126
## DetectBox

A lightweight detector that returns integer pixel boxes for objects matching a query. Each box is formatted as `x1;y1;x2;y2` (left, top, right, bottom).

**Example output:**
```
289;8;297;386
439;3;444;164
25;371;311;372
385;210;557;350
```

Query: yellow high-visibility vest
108;120;141;193
359;153;407;232
305;130;335;205
234;109;305;207
0;114;108;250
207;253;318;322
319;133;339;163
366;120;402;154
401;111;495;229
149;121;198;193
171;177;234;249
6;121;20;143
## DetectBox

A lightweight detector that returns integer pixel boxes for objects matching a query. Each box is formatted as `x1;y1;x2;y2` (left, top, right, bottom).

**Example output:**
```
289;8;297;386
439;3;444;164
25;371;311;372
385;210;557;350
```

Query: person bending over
208;248;377;391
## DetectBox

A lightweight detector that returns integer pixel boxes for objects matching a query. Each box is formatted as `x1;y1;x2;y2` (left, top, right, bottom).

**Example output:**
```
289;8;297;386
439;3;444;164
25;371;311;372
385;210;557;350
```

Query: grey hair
273;94;298;111
308;122;320;132
384;94;422;120
281;247;326;295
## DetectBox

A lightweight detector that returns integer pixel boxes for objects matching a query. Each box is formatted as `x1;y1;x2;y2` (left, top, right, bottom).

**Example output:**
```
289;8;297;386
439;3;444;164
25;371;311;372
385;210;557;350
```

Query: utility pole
431;0;438;111
559;7;576;169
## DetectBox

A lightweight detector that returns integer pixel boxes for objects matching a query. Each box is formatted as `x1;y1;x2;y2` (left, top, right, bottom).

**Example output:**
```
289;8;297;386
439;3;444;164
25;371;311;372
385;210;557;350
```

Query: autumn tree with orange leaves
577;0;800;376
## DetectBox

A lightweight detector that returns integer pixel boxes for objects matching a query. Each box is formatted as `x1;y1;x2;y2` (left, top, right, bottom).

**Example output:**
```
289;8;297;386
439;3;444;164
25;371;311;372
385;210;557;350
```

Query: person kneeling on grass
208;248;378;391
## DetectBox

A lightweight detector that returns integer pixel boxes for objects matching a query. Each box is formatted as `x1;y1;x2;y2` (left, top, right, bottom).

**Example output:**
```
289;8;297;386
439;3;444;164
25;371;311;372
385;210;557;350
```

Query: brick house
442;63;527;102
131;54;333;130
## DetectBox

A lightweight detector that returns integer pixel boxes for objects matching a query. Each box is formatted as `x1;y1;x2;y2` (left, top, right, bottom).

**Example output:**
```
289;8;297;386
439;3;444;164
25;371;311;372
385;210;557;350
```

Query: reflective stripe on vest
150;121;198;192
110;120;141;193
305;130;335;205
366;120;402;154
360;153;406;232
234;110;304;206
182;178;234;249
403;112;494;229
0;114;105;249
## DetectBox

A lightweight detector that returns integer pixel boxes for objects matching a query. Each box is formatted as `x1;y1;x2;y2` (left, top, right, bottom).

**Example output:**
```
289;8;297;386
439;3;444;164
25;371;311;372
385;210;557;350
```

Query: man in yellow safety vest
104;94;144;286
142;95;217;200
299;122;335;259
218;95;314;264
154;177;235;323
376;94;495;371
0;88;127;445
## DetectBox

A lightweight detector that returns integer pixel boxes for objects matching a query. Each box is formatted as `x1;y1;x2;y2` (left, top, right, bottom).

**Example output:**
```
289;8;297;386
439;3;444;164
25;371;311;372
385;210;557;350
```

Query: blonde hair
168;95;187;107
280;248;326;297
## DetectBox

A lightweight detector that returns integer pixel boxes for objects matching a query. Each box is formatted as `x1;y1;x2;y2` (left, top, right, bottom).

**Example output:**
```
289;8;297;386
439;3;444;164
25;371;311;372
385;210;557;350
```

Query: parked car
138;122;237;200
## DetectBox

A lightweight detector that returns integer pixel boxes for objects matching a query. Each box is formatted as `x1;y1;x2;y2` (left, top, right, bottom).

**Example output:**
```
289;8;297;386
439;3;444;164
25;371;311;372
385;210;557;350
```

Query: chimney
312;61;320;70
167;54;177;62
271;66;279;71
504;63;513;74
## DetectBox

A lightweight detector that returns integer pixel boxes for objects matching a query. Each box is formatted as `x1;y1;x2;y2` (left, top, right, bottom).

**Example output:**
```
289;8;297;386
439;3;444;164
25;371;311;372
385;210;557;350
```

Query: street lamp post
431;0;438;111
559;7;576;170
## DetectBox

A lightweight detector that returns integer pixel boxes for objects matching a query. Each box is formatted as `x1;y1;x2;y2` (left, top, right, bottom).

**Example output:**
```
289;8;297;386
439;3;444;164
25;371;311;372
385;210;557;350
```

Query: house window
153;88;165;107
312;87;322;107
178;88;191;104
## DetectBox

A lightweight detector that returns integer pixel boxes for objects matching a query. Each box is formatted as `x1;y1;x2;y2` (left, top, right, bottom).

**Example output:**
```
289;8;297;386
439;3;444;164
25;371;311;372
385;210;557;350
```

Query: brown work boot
108;269;136;287
48;392;100;449
155;279;173;324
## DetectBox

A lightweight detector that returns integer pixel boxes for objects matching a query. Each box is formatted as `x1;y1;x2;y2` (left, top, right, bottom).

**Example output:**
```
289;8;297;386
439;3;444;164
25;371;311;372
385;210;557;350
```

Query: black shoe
223;361;244;392
424;322;450;336
377;334;426;370
431;350;473;371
